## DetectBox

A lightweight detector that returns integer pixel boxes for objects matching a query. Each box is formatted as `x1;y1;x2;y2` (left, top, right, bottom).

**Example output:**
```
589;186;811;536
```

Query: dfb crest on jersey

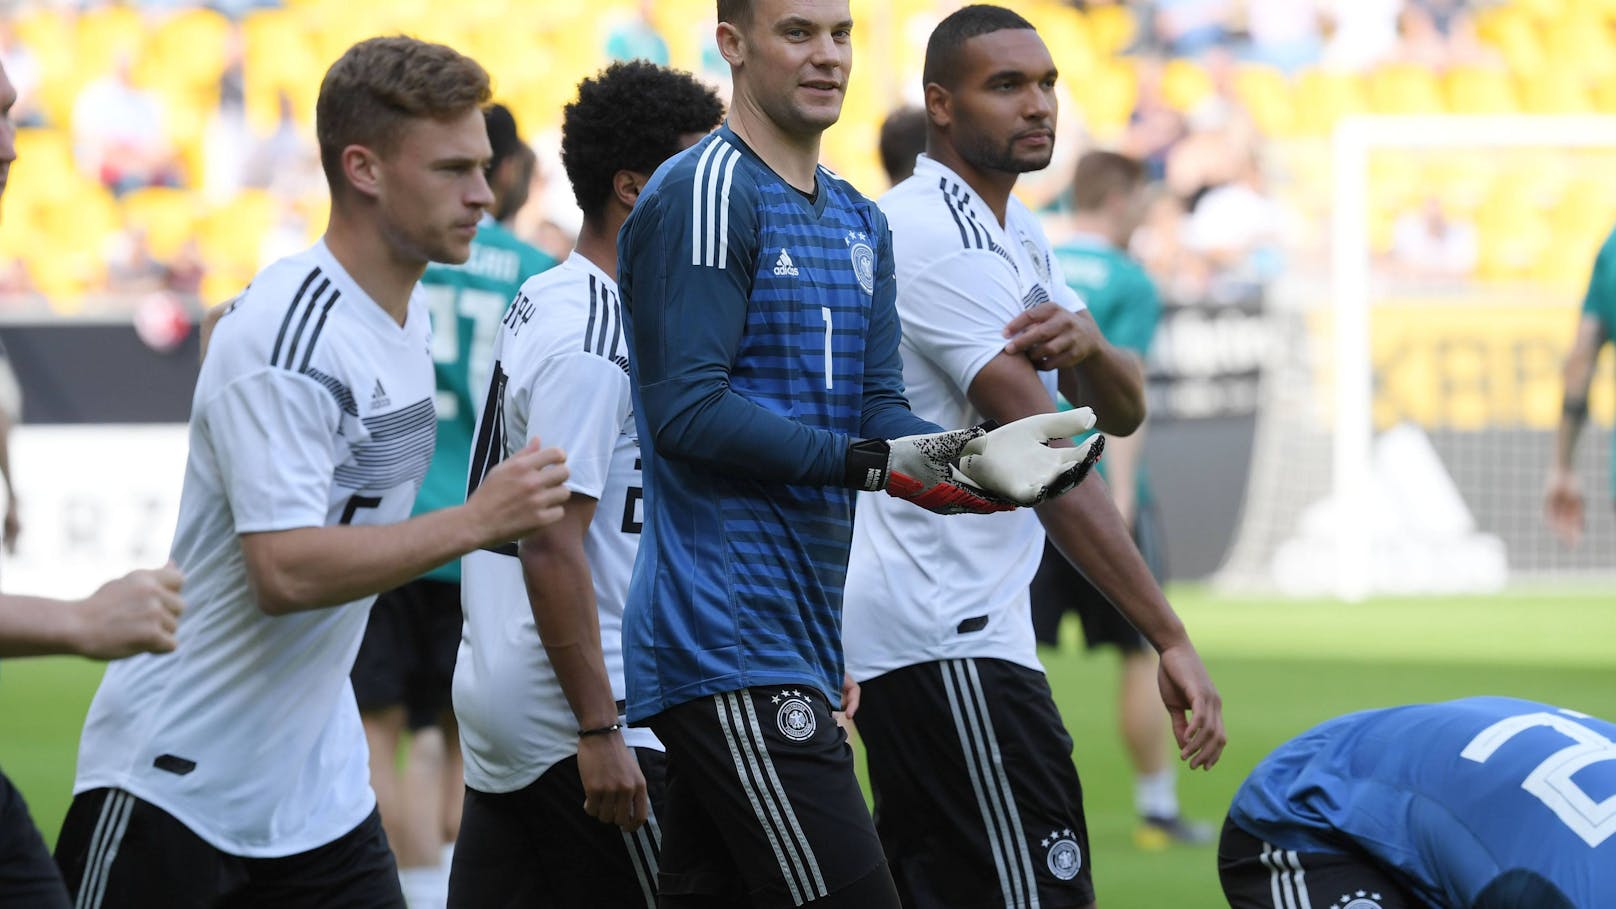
846;231;875;296
1021;233;1051;284
775;692;816;742
1337;894;1383;909
1041;829;1081;881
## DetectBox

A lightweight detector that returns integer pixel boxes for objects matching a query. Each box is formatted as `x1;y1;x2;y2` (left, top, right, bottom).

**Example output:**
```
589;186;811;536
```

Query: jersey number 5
1461;710;1616;847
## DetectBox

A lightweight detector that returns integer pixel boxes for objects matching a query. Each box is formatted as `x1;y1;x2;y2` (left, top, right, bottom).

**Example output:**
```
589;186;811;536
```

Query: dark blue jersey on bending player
616;125;937;723
1228;697;1616;908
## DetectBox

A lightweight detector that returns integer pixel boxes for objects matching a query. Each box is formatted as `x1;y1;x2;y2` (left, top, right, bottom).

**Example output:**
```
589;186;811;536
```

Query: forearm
642;376;850;484
1036;478;1187;652
1104;425;1144;528
0;595;84;657
241;506;484;615
1064;344;1146;435
1557;316;1607;471
521;534;619;731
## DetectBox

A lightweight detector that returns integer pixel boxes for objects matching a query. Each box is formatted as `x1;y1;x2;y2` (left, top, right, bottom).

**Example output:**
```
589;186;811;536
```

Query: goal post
1218;114;1616;601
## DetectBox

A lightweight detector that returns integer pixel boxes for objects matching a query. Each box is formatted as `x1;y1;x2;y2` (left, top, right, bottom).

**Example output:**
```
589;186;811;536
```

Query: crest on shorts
1041;829;1082;881
775;692;816;742
846;231;875;295
1337;894;1383;909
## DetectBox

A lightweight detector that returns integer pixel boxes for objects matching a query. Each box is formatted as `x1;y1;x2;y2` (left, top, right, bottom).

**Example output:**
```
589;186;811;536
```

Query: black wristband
1564;397;1590;421
844;438;891;491
577;722;622;738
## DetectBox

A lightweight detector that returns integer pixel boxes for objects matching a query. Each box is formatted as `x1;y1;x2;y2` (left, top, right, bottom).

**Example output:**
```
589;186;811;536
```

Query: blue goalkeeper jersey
616;125;936;722
1228;697;1616;908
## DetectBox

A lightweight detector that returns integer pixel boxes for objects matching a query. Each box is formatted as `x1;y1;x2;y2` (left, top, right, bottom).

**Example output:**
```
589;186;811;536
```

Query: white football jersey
844;155;1086;682
454;252;660;794
74;241;436;856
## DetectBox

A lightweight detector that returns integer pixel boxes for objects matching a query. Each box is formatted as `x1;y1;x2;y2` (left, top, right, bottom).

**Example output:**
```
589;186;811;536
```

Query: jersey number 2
1461;710;1616;847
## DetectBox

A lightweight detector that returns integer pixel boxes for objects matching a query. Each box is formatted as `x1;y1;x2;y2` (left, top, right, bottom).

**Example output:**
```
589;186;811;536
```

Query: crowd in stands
0;0;1607;319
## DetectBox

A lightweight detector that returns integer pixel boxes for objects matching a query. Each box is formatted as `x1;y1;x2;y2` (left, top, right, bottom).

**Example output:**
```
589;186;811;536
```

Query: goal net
1215;115;1616;600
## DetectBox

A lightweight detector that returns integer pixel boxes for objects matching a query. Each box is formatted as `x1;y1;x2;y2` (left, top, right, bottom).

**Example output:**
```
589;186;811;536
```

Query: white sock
440;839;455;872
1135;769;1179;819
399;864;449;909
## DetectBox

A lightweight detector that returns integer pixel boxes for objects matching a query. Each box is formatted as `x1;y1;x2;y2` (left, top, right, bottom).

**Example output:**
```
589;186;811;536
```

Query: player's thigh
55;788;241;909
0;769;68;909
351;585;414;713
230;808;402;909
404;579;462;731
1028;539;1081;646
858;659;1095;909
1218;820;1421;909
649;689;895;909
447;785;546;909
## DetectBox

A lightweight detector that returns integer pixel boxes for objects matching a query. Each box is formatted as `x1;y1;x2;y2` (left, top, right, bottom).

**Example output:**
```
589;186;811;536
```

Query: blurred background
0;0;1613;904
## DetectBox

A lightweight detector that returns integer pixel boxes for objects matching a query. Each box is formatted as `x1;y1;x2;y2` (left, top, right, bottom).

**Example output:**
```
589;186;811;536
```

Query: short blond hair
315;36;492;196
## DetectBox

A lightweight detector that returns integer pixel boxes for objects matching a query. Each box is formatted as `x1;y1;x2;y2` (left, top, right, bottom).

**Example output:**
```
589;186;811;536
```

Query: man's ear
613;170;647;209
924;82;952;131
717;20;745;68
342;144;382;200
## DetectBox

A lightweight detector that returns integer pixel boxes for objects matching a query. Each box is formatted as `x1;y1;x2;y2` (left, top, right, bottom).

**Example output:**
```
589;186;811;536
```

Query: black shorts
350;577;462;729
0;768;68;909
54;788;403;909
448;748;667;909
646;687;898;908
856;658;1095;909
1028;498;1166;651
1217;819;1421;909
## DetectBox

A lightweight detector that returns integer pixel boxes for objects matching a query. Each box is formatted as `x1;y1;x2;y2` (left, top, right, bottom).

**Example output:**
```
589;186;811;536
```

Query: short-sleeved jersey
454;253;660;793
616;125;936;722
842;155;1085;682
74;241;436;857
415;217;555;582
1581;225;1616;490
1228;697;1616;908
1052;233;1162;497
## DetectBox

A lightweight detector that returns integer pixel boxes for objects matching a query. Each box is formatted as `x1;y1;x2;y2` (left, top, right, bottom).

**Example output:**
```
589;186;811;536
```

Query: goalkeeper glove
955;409;1104;506
844;428;1016;515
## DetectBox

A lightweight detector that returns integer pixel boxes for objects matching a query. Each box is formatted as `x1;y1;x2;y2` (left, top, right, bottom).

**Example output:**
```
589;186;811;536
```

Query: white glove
954;409;1104;506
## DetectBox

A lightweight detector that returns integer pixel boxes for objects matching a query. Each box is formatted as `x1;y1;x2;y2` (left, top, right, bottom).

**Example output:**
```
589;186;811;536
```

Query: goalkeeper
842;7;1225;909
611;0;1100;899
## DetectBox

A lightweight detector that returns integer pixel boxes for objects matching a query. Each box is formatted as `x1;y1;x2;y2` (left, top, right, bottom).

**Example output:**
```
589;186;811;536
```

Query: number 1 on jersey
821;306;834;390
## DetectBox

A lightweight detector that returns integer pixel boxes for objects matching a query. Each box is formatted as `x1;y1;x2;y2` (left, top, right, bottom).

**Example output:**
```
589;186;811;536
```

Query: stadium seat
1366;65;1445;115
1519;66;1596;113
1073;60;1137;136
1234;64;1295;137
1292;69;1369;135
1161;58;1214;113
121;188;200;261
1444;67;1520;114
75;5;146;78
1084;3;1137;56
196;191;278;277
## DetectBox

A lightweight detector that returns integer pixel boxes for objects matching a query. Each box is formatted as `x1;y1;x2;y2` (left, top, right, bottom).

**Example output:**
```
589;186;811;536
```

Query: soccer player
842;8;1225;908
53;37;572;908
878;105;927;186
348;100;556;906
1544;223;1616;546
449;61;723;909
1222;697;1616;909
1030;149;1211;849
615;1;1095;905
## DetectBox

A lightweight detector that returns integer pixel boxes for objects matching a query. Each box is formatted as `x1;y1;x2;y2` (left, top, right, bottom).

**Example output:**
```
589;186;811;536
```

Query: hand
73;562;186;660
466;439;570;547
851;428;1017;515
956;410;1104;506
3;494;16;554
838;672;860;720
1002;303;1103;370
577;731;649;832
1544;468;1585;547
1157;642;1225;771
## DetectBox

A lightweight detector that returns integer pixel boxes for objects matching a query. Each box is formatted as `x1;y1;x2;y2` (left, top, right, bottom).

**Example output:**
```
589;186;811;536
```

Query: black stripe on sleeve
297;289;342;373
606;290;624;362
584;274;601;355
280;277;331;369
941;178;971;248
270;268;322;366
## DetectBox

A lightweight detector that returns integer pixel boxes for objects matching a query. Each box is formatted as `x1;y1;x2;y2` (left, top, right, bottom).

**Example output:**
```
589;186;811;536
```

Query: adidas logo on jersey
370;379;390;409
773;248;800;277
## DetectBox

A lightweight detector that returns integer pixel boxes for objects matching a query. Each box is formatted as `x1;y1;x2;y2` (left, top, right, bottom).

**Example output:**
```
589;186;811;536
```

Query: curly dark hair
561;61;725;222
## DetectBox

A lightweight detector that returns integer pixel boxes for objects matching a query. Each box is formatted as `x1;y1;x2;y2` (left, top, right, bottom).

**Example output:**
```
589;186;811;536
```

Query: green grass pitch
3;587;1612;905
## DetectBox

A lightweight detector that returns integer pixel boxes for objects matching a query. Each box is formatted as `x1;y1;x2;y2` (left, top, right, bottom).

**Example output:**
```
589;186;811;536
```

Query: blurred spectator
0;257;38;304
1320;0;1401;70
879;106;928;187
1389;196;1477;281
1393;3;1450;70
71;55;185;195
1132;190;1210;301
164;238;206;298
0;21;44;128
605;0;670;66
241;90;321;200
1191;47;1260;150
1122;58;1188;182
1182;150;1282;297
103;228;166;295
1241;0;1322;73
1150;0;1234;57
202;23;252;203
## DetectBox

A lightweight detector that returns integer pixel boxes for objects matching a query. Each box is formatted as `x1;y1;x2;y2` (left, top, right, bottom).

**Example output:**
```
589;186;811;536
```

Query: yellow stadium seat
1072;60;1137;137
75;5;147;79
121;187;200;261
1544;14;1616;79
1161;58;1214;112
1520;67;1595;113
1475;6;1546;78
1366;65;1444;115
197;191;278;275
1444;66;1519;114
141;8;232;93
1085;3;1137;56
1292;69;1368;136
1475;216;1551;283
1234;64;1294;136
